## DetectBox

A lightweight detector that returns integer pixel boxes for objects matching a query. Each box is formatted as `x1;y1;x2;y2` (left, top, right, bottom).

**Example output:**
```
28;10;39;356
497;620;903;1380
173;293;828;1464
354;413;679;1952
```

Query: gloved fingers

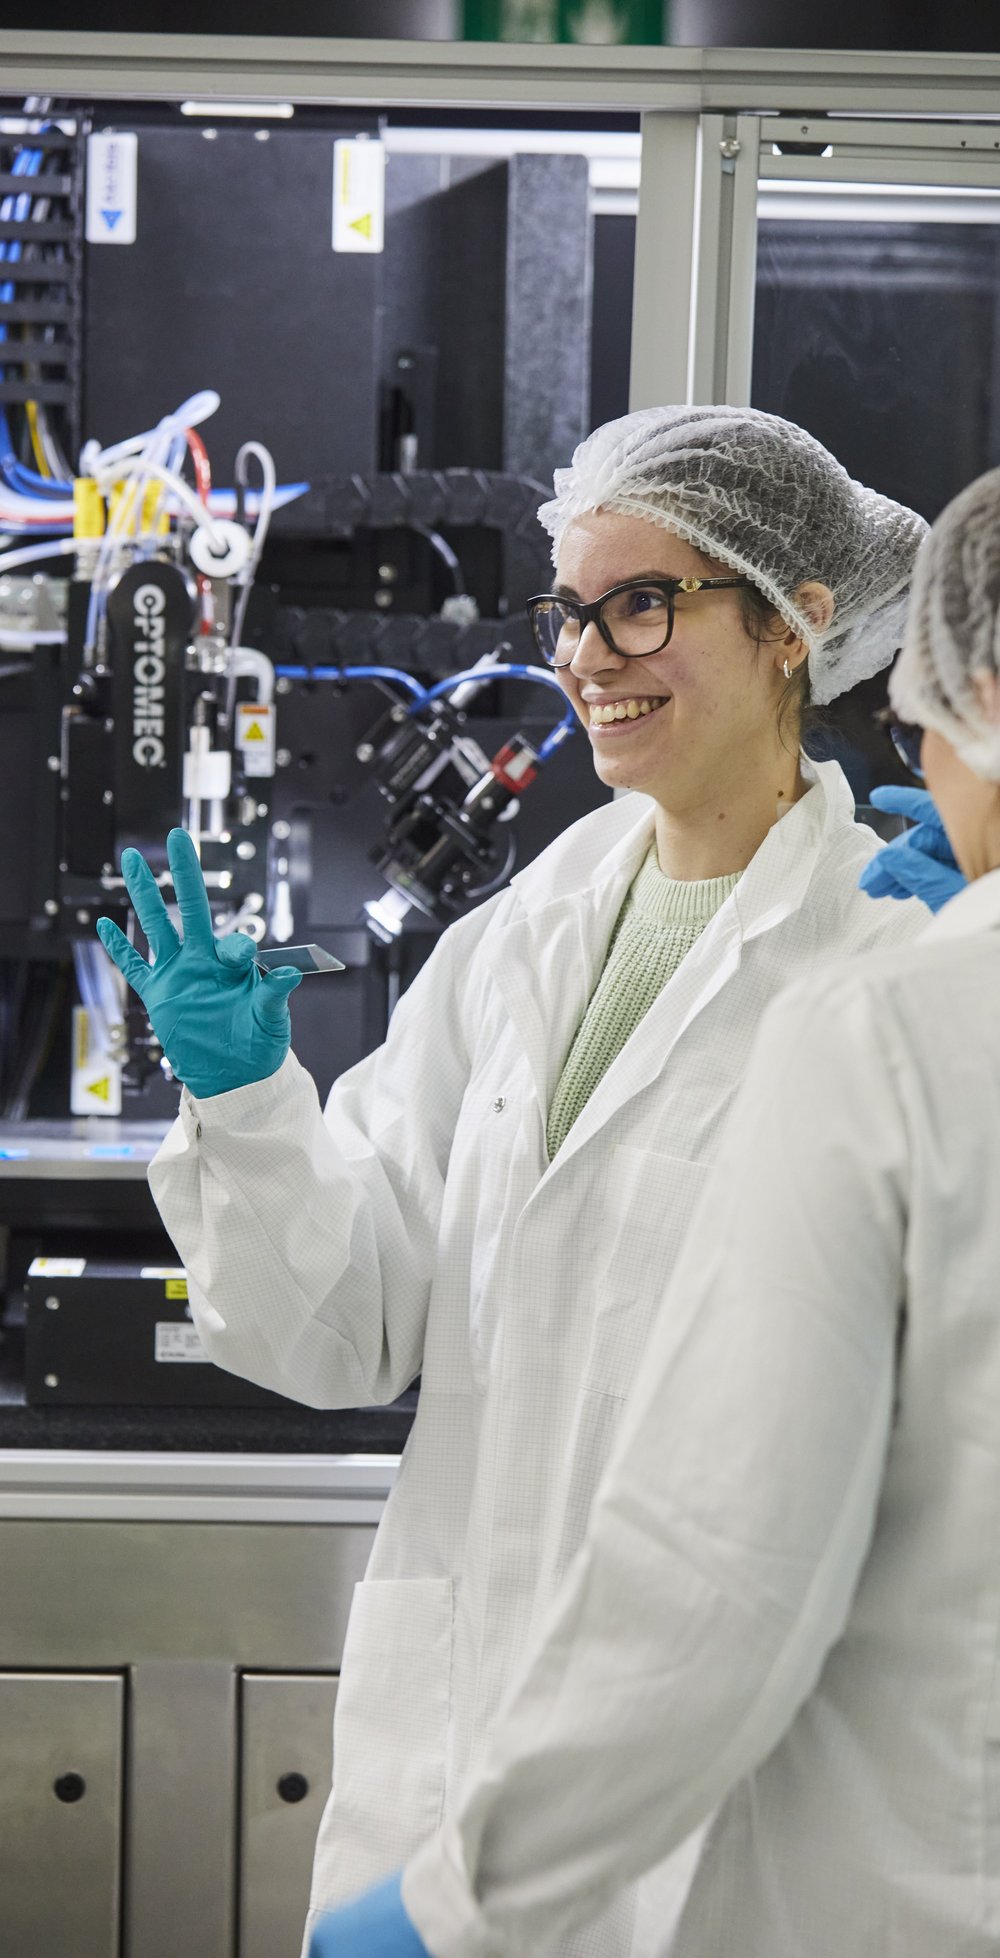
868;784;937;825
858;856;903;900
869;843;952;899
165;827;216;953
96;917;151;1001
253;966;303;1028
214;931;259;971
904;817;960;867
120;848;181;965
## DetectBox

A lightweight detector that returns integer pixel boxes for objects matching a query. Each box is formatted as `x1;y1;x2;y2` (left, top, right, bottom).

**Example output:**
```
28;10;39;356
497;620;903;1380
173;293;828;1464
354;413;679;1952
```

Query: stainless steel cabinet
239;1673;340;1958
0;1671;124;1958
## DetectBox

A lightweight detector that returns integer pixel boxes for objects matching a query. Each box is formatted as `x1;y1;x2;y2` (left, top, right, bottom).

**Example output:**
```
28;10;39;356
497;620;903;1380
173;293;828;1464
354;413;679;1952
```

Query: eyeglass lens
531;584;673;665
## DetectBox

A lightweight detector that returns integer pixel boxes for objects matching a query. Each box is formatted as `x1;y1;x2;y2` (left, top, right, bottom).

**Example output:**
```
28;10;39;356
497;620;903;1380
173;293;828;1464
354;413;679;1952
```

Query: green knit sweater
546;845;740;1160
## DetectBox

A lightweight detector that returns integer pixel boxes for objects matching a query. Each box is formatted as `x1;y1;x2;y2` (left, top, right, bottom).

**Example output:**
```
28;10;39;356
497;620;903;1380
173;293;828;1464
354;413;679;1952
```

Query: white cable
0;537;77;574
229;646;274;704
230;440;277;649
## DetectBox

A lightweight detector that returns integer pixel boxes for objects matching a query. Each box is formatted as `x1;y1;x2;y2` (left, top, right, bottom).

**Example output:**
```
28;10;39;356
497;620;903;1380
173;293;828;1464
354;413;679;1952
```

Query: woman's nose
568;619;626;679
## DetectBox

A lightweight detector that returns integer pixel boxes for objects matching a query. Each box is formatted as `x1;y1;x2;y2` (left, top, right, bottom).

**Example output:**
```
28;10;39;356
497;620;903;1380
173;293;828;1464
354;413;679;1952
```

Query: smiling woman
136;404;936;1958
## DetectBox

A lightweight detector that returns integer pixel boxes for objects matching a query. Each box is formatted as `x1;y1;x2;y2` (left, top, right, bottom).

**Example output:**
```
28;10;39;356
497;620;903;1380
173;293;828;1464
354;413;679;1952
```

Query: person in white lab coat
98;407;930;1958
312;463;1000;1958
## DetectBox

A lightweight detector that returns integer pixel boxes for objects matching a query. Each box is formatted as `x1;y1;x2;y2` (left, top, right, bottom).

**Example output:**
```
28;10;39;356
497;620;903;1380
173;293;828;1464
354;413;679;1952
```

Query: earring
783;658;793;681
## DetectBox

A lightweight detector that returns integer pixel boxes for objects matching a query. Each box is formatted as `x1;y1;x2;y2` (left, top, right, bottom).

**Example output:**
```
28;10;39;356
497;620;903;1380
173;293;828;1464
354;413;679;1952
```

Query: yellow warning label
350;212;373;241
165;1278;189;1301
87;1076;111;1102
243;720;265;742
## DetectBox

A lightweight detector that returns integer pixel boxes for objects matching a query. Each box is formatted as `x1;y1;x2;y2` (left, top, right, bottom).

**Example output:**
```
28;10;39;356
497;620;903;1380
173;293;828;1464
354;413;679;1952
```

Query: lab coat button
492;1095;507;1113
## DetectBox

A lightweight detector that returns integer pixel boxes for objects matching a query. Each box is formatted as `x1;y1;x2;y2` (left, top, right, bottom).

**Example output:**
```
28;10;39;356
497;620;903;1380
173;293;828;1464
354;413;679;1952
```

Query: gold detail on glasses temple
678;578;703;593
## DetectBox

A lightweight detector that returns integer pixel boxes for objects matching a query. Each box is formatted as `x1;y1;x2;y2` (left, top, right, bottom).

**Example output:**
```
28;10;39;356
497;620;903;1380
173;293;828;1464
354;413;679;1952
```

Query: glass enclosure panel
751;178;1000;790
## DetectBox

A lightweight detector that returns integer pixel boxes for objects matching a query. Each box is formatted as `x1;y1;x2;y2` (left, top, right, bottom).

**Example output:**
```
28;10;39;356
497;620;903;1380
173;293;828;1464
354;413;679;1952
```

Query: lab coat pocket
588;1144;711;1399
311;1575;455;1907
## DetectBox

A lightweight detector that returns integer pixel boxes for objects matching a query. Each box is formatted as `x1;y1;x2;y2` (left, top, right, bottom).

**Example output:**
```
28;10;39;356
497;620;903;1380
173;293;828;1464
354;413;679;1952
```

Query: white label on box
235;700;276;778
28;1256;86;1278
86;132;138;245
155;1321;209;1364
141;1266;187;1281
333;138;385;253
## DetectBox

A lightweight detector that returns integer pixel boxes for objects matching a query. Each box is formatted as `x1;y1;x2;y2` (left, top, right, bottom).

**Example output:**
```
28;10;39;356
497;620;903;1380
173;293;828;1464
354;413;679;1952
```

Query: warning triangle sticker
88;1077;111;1102
243;721;265;742
350;212;373;240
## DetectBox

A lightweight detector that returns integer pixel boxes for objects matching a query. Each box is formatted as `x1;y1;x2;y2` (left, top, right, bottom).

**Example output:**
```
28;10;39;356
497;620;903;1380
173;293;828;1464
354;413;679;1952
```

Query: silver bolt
46;753;60;772
271;818;291;840
256;802;268;818
391;706;407;723
374;590;393;610
58;860;68;873
45;1296;60;1311
44;1373;59;1388
102;789;114;805
276;675;292;695
254;129;270;142
102;863;114;877
103;718;114;733
44;898;58;917
75;908;90;925
378;563;398;583
276;748;291;768
236;841;256;860
719;137;742;160
356;742;374;763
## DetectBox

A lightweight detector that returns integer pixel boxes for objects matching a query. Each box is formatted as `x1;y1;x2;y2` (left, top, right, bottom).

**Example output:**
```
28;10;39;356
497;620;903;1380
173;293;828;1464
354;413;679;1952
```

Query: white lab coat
148;758;925;1958
402;867;1000;1958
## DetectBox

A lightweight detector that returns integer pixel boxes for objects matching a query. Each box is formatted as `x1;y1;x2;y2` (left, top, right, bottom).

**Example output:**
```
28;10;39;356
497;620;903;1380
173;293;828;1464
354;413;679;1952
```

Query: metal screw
101;862;114;877
271;818;291;840
254;129;270;142
275;675;292;695
277;1772;309;1803
719;137;742;159
378;563;398;583
356;742;374;763
374;590;393;610
102;789;114;805
256;802;268;818
53;1774;86;1803
276;748;291;768
236;841;256;861
58;860;68;873
46;753;60;772
45;1296;60;1311
44;899;58;917
103;718;114;733
44;1372;59;1387
75;908;90;925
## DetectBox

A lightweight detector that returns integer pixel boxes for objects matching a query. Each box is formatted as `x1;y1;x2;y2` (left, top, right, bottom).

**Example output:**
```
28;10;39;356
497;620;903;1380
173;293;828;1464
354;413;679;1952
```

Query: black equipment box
24;1256;291;1409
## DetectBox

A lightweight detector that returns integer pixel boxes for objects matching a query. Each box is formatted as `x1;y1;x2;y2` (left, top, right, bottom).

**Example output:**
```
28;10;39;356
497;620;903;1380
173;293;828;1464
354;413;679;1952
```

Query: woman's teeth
589;697;668;725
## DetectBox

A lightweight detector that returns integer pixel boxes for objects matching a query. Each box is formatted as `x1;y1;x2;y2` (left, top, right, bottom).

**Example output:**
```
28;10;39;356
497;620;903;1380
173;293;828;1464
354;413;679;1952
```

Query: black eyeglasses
526;575;755;668
874;706;925;781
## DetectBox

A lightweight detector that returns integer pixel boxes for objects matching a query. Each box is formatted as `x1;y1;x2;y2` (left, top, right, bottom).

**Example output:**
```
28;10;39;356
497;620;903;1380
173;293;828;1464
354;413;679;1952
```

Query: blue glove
308;1874;431;1958
858;785;966;914
96;826;302;1099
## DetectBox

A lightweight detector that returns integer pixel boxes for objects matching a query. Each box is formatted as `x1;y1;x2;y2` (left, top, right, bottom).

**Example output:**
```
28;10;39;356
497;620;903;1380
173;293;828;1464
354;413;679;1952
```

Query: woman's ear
793;580;836;637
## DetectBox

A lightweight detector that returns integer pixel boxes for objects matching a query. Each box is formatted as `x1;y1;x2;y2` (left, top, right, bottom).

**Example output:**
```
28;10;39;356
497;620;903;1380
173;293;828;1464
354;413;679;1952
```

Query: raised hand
97;827;302;1099
859;785;966;914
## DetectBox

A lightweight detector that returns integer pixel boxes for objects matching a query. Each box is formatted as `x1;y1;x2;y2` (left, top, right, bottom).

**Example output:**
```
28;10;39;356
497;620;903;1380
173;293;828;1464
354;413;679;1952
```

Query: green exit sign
464;0;666;42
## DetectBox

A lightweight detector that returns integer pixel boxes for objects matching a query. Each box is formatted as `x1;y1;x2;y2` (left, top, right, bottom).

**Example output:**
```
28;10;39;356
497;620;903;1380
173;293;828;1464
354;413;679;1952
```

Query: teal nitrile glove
858;785;967;914
96;826;302;1099
308;1874;431;1958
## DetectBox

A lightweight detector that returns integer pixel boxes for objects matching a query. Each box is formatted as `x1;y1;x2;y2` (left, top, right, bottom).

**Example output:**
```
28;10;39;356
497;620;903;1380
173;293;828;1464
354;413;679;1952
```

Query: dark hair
738;582;829;752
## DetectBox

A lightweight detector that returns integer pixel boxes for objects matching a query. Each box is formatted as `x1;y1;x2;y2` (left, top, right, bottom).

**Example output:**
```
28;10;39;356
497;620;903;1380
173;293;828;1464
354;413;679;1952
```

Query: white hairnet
890;466;1000;781
538;405;928;705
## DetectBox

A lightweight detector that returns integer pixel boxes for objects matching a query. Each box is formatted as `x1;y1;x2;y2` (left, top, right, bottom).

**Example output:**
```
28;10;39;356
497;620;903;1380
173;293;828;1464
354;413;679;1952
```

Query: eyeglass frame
873;705;925;781
526;574;756;668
